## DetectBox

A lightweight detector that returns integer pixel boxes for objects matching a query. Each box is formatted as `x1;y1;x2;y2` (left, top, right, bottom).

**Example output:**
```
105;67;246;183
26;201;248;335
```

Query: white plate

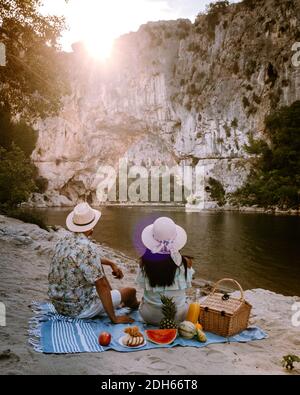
119;335;147;349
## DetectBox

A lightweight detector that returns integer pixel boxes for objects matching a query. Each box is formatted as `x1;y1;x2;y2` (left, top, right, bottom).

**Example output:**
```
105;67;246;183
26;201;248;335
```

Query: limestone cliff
31;0;300;207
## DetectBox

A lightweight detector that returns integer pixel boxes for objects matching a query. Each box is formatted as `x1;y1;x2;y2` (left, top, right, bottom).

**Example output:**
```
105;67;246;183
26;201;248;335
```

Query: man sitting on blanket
48;203;138;324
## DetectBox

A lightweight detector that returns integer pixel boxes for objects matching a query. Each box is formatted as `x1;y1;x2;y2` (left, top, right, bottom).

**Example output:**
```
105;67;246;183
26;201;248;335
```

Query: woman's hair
140;249;188;288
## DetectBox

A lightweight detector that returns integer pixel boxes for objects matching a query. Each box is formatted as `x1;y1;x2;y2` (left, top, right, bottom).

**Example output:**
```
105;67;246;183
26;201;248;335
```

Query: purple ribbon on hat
151;238;182;267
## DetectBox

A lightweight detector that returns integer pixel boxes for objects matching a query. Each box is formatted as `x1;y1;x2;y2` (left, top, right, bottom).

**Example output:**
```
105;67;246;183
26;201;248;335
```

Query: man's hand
101;258;124;280
113;315;134;324
111;264;124;280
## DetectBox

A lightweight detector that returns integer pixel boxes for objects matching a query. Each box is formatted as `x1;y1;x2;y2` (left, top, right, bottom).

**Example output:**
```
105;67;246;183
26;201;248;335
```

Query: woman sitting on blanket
137;217;194;325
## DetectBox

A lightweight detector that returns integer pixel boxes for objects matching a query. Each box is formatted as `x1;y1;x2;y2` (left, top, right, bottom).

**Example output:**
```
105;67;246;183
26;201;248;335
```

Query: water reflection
43;207;300;296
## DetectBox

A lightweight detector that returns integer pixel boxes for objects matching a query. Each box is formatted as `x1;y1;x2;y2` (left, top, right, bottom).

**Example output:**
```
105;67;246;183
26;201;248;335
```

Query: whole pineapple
159;295;178;329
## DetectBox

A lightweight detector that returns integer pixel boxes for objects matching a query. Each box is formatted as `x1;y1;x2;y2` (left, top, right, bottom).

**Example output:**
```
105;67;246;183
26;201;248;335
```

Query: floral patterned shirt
48;233;105;317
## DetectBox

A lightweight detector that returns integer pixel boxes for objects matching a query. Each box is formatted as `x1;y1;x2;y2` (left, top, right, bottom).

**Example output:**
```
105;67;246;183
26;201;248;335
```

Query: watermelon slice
145;329;177;345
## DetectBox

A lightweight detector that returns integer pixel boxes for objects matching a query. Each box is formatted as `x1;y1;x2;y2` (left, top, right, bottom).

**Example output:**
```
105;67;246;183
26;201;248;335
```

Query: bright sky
41;0;237;60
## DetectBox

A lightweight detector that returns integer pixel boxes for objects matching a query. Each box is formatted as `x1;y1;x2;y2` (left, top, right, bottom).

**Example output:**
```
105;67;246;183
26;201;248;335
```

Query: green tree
0;144;37;207
0;0;68;120
0;105;37;156
232;101;300;209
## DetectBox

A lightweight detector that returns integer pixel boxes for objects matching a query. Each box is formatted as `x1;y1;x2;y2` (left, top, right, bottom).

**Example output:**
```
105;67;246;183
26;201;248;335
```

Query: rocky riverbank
24;195;300;218
0;215;299;375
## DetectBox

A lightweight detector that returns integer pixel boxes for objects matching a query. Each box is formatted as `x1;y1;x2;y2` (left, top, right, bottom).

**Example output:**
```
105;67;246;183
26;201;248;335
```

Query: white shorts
77;290;122;319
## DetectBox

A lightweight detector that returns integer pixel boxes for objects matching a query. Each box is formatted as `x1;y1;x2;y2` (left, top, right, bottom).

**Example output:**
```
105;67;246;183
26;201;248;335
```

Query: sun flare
83;37;114;61
41;0;185;61
68;0;118;61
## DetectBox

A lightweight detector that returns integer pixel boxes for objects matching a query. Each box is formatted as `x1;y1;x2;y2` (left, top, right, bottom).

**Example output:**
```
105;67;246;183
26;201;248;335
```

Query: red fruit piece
99;332;111;346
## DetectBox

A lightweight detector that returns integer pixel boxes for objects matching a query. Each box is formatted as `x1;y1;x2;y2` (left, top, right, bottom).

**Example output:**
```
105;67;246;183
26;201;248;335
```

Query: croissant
124;326;142;337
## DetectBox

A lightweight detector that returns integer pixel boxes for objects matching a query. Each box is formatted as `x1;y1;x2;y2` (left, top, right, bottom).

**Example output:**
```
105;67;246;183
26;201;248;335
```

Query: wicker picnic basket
199;278;252;337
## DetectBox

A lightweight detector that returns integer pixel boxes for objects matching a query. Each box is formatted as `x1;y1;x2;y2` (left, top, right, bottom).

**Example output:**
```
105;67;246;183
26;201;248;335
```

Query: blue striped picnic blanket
29;302;267;354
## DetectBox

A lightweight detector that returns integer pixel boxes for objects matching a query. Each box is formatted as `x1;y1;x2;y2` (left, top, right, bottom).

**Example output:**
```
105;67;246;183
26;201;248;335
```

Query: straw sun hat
141;217;187;257
66;202;101;233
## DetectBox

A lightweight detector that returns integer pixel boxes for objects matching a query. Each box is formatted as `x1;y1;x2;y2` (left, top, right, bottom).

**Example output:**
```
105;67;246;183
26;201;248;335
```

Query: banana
123;327;145;347
123;334;131;346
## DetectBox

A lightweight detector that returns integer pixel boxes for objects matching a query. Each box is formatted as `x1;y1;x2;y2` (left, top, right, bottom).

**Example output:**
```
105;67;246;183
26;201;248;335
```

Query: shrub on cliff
35;176;49;194
231;101;300;209
241;0;262;10
176;20;191;40
208;177;226;206
206;1;230;39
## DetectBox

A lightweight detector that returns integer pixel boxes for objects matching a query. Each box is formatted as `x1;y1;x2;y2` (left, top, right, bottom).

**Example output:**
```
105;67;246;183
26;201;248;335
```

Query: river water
42;207;300;296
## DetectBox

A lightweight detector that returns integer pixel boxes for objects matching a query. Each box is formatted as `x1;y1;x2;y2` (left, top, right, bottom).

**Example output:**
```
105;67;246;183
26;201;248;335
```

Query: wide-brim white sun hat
66;202;101;233
141;217;187;252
